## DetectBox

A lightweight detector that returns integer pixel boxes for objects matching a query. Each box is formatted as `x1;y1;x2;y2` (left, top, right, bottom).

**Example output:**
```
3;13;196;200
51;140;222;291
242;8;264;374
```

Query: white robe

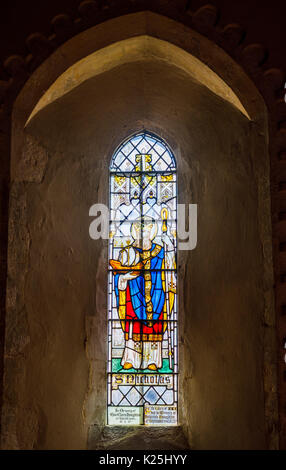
121;339;162;369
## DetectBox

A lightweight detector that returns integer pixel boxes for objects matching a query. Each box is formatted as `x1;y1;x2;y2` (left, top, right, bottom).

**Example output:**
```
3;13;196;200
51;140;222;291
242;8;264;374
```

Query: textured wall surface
1;48;275;448
0;1;285;449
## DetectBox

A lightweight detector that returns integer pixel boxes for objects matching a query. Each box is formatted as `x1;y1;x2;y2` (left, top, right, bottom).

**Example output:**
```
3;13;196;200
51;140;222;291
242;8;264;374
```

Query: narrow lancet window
108;131;178;425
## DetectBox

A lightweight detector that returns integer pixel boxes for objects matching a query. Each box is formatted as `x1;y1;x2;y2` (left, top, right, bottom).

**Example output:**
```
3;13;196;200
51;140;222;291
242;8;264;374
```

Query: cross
135;153;152;172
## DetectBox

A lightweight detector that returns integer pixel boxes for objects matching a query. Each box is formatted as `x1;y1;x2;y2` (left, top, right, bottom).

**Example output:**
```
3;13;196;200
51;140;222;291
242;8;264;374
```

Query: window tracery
108;132;178;425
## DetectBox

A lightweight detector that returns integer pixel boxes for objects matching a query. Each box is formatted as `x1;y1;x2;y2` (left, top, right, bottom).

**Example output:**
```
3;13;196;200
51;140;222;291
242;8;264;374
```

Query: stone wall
0;13;277;449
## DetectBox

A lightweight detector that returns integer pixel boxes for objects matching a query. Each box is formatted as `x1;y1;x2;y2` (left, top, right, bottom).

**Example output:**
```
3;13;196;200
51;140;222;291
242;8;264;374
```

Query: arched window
108;132;178;425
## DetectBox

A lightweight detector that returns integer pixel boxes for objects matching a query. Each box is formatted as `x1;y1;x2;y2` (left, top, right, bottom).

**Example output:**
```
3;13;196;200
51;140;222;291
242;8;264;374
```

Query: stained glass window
107;131;178;426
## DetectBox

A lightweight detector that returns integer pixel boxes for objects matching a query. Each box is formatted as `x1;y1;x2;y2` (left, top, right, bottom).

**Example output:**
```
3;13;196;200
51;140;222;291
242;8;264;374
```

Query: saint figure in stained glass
107;132;178;425
110;215;176;371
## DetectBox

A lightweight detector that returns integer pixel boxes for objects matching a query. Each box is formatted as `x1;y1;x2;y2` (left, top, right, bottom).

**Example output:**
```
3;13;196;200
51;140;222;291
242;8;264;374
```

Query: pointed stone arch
0;5;283;449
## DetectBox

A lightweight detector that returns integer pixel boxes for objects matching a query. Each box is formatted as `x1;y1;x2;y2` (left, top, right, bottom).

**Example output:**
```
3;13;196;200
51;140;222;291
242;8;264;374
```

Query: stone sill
88;425;190;450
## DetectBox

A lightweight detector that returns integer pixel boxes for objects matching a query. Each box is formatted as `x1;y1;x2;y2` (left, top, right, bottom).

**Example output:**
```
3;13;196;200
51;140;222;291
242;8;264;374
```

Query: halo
131;216;158;241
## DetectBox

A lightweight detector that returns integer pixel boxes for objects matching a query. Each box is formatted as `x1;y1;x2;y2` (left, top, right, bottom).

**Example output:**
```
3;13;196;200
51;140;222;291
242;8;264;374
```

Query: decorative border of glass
107;131;178;426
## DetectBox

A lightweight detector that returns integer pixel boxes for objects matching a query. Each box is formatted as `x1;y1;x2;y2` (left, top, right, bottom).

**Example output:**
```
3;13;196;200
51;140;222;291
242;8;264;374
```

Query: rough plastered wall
1;57;275;449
